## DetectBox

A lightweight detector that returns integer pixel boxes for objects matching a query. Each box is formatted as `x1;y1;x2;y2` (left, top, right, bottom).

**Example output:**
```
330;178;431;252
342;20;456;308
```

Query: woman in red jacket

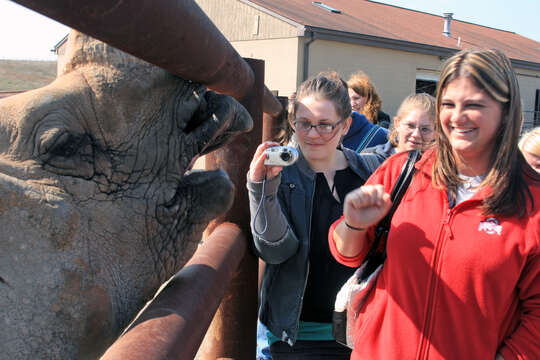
329;49;540;360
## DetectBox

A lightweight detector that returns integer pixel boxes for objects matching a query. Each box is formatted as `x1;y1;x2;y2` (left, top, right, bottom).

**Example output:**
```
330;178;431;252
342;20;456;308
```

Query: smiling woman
329;49;540;360
439;76;503;176
433;49;531;215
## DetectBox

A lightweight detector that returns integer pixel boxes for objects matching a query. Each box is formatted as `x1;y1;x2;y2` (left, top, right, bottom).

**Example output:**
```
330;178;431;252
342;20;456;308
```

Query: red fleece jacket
329;150;540;360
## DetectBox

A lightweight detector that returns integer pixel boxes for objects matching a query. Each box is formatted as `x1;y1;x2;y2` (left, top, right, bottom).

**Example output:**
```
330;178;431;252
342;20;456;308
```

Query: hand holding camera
249;143;298;182
263;146;299;166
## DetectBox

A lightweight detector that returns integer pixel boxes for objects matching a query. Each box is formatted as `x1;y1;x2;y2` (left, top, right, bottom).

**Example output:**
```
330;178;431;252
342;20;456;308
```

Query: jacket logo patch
478;217;502;236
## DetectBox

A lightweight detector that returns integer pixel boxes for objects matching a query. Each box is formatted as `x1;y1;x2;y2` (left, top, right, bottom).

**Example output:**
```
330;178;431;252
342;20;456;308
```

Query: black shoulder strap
359;150;421;279
377;149;420;233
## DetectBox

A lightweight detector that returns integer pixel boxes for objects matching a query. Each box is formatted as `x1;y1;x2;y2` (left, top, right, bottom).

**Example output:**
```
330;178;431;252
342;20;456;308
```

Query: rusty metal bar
100;223;246;360
12;0;250;99
263;88;283;117
198;58;264;359
12;0;281;114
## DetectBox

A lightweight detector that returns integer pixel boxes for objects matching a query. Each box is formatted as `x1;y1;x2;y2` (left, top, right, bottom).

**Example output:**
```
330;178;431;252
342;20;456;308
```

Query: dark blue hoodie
342;112;388;152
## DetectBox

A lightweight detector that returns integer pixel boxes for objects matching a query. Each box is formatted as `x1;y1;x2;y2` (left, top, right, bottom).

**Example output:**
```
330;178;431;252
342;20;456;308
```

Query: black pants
270;340;351;359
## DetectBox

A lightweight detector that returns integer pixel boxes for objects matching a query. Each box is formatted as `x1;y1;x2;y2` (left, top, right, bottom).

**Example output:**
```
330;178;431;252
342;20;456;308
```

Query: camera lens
280;150;291;162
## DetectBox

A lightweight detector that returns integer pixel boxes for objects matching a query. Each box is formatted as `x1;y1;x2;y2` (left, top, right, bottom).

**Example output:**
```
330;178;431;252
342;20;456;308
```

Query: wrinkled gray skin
0;31;252;359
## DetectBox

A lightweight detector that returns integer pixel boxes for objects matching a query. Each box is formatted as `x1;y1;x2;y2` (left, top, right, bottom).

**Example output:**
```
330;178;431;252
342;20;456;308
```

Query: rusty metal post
100;223;246;360
199;58;264;359
262;96;289;142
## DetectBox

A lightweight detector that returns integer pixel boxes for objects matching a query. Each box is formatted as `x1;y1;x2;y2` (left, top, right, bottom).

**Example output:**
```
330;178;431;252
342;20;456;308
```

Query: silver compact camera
264;146;299;166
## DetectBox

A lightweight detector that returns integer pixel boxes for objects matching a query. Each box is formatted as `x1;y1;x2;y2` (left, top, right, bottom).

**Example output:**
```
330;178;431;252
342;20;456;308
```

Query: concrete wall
232;38;301;97
304;39;443;118
196;0;298;41
196;0;301;97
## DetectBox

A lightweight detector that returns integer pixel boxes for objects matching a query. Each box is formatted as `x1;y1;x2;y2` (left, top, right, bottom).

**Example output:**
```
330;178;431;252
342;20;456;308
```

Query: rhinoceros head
0;31;252;359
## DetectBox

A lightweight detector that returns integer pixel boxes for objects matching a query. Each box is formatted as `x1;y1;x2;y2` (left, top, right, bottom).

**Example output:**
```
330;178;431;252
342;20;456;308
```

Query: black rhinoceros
0;30;252;359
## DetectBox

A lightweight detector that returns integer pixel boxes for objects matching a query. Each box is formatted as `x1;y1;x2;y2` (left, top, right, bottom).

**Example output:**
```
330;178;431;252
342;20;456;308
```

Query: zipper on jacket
417;208;453;359
441;208;454;240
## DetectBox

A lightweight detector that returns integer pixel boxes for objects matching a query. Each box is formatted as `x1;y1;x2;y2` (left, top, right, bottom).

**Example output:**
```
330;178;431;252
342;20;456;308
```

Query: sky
0;0;539;61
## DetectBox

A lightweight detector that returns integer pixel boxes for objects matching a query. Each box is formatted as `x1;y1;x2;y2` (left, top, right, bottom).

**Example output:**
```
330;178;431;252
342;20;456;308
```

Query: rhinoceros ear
58;30;146;77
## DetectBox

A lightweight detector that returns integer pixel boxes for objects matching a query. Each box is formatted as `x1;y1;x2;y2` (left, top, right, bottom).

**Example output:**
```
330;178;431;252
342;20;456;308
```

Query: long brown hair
347;70;382;124
433;49;536;217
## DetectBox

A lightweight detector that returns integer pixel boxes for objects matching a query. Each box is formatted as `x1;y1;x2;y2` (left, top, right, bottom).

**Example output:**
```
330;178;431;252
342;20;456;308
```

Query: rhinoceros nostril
0;276;7;285
184;106;208;134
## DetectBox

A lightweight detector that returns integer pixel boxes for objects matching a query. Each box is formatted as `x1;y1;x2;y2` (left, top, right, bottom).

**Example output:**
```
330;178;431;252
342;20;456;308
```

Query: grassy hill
0;59;57;91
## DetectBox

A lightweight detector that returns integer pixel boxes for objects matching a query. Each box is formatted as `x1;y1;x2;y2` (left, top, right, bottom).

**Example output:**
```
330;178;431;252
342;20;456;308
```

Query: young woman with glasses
248;71;381;359
362;93;436;164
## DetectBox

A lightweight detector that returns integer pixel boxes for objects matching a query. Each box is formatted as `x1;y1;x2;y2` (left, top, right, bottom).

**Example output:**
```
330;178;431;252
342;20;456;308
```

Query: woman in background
362;93;435;163
519;126;540;173
347;70;390;128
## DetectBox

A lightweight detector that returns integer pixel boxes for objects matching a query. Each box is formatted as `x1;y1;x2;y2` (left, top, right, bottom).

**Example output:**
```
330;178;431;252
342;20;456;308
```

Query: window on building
416;80;437;96
415;70;439;97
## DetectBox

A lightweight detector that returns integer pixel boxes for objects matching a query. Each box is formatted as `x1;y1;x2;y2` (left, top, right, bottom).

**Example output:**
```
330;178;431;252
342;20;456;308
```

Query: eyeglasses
293;119;346;137
400;122;434;136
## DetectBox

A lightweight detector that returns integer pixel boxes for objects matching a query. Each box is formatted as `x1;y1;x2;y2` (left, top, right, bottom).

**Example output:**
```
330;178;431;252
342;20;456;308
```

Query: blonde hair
389;93;436;147
519;127;540;157
433;49;536;216
347;71;382;124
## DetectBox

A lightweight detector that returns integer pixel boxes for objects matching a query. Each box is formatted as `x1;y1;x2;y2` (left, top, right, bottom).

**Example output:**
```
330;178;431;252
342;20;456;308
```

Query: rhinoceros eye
39;129;95;178
40;130;90;158
48;132;80;157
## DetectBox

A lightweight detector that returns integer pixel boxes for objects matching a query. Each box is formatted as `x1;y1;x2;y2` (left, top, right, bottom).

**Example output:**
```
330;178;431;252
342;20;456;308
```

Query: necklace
458;174;485;190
